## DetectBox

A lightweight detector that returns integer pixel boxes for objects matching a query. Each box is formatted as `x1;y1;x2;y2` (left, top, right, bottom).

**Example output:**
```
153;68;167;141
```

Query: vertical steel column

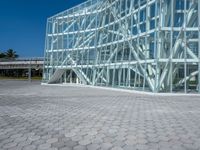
64;71;66;83
106;66;110;86
61;12;64;76
170;0;174;92
92;1;99;85
43;19;49;82
154;0;158;92
70;70;72;83
143;0;150;91
136;0;140;89
184;0;187;93
198;0;200;93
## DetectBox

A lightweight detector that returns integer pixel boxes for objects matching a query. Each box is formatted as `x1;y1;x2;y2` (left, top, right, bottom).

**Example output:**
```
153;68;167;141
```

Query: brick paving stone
7;146;24;150
73;145;87;150
41;134;52;140
47;148;58;150
182;143;199;150
111;146;123;150
28;135;41;141
32;139;45;146
88;131;98;136
135;144;149;150
38;143;51;150
64;140;77;148
23;132;35;137
112;140;125;147
46;138;58;144
22;145;36;150
14;136;27;143
170;144;186;150
78;139;91;146
146;137;159;143
71;136;82;142
0;80;200;150
124;139;137;146
123;145;137;150
1;138;14;145
64;133;75;138
125;135;137;141
0;135;10;141
3;142;17;149
136;138;148;144
10;133;23;139
86;143;100;150
103;137;115;143
91;137;103;144
52;141;66;149
17;140;32;147
59;147;72;150
100;142;113;150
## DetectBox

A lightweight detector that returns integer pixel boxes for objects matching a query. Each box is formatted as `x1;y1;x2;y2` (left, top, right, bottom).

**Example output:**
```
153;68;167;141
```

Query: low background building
0;58;43;80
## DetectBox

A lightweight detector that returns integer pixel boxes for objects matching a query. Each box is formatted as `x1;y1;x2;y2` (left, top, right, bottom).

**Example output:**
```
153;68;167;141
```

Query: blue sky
0;0;86;57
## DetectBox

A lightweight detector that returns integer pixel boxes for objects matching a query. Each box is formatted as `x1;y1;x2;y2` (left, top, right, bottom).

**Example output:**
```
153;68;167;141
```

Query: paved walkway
0;80;200;150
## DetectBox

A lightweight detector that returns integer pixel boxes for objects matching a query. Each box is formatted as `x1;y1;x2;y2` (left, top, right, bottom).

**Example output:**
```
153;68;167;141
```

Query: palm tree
5;49;19;59
0;51;6;58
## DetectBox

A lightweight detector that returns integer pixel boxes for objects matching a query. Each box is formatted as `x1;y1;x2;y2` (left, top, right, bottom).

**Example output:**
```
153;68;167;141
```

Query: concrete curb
41;83;200;97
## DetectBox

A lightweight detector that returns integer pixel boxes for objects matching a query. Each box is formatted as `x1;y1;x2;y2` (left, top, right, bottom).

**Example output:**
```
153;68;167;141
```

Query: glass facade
43;0;200;93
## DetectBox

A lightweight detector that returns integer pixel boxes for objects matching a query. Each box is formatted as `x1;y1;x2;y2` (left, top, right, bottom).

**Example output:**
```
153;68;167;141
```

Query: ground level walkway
0;80;200;150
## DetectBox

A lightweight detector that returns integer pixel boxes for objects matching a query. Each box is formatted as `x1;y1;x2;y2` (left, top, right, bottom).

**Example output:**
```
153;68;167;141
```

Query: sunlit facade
43;0;200;93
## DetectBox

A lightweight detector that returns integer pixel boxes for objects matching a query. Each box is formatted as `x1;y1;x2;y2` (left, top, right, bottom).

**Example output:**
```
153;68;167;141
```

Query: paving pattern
0;80;200;150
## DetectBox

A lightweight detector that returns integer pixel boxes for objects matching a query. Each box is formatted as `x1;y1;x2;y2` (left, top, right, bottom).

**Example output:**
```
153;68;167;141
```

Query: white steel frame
43;0;200;93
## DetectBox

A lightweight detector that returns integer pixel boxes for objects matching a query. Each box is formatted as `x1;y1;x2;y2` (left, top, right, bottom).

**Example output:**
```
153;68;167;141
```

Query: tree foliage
5;49;19;59
0;51;6;58
0;49;19;59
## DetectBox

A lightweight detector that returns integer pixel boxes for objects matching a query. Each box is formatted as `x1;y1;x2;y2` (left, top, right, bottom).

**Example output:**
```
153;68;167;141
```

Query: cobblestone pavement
0;80;200;150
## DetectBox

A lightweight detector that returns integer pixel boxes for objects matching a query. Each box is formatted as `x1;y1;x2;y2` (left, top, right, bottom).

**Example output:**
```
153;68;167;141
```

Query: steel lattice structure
43;0;200;93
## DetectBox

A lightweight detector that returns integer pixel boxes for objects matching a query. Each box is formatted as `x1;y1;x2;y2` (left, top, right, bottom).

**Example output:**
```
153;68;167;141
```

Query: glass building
43;0;200;93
